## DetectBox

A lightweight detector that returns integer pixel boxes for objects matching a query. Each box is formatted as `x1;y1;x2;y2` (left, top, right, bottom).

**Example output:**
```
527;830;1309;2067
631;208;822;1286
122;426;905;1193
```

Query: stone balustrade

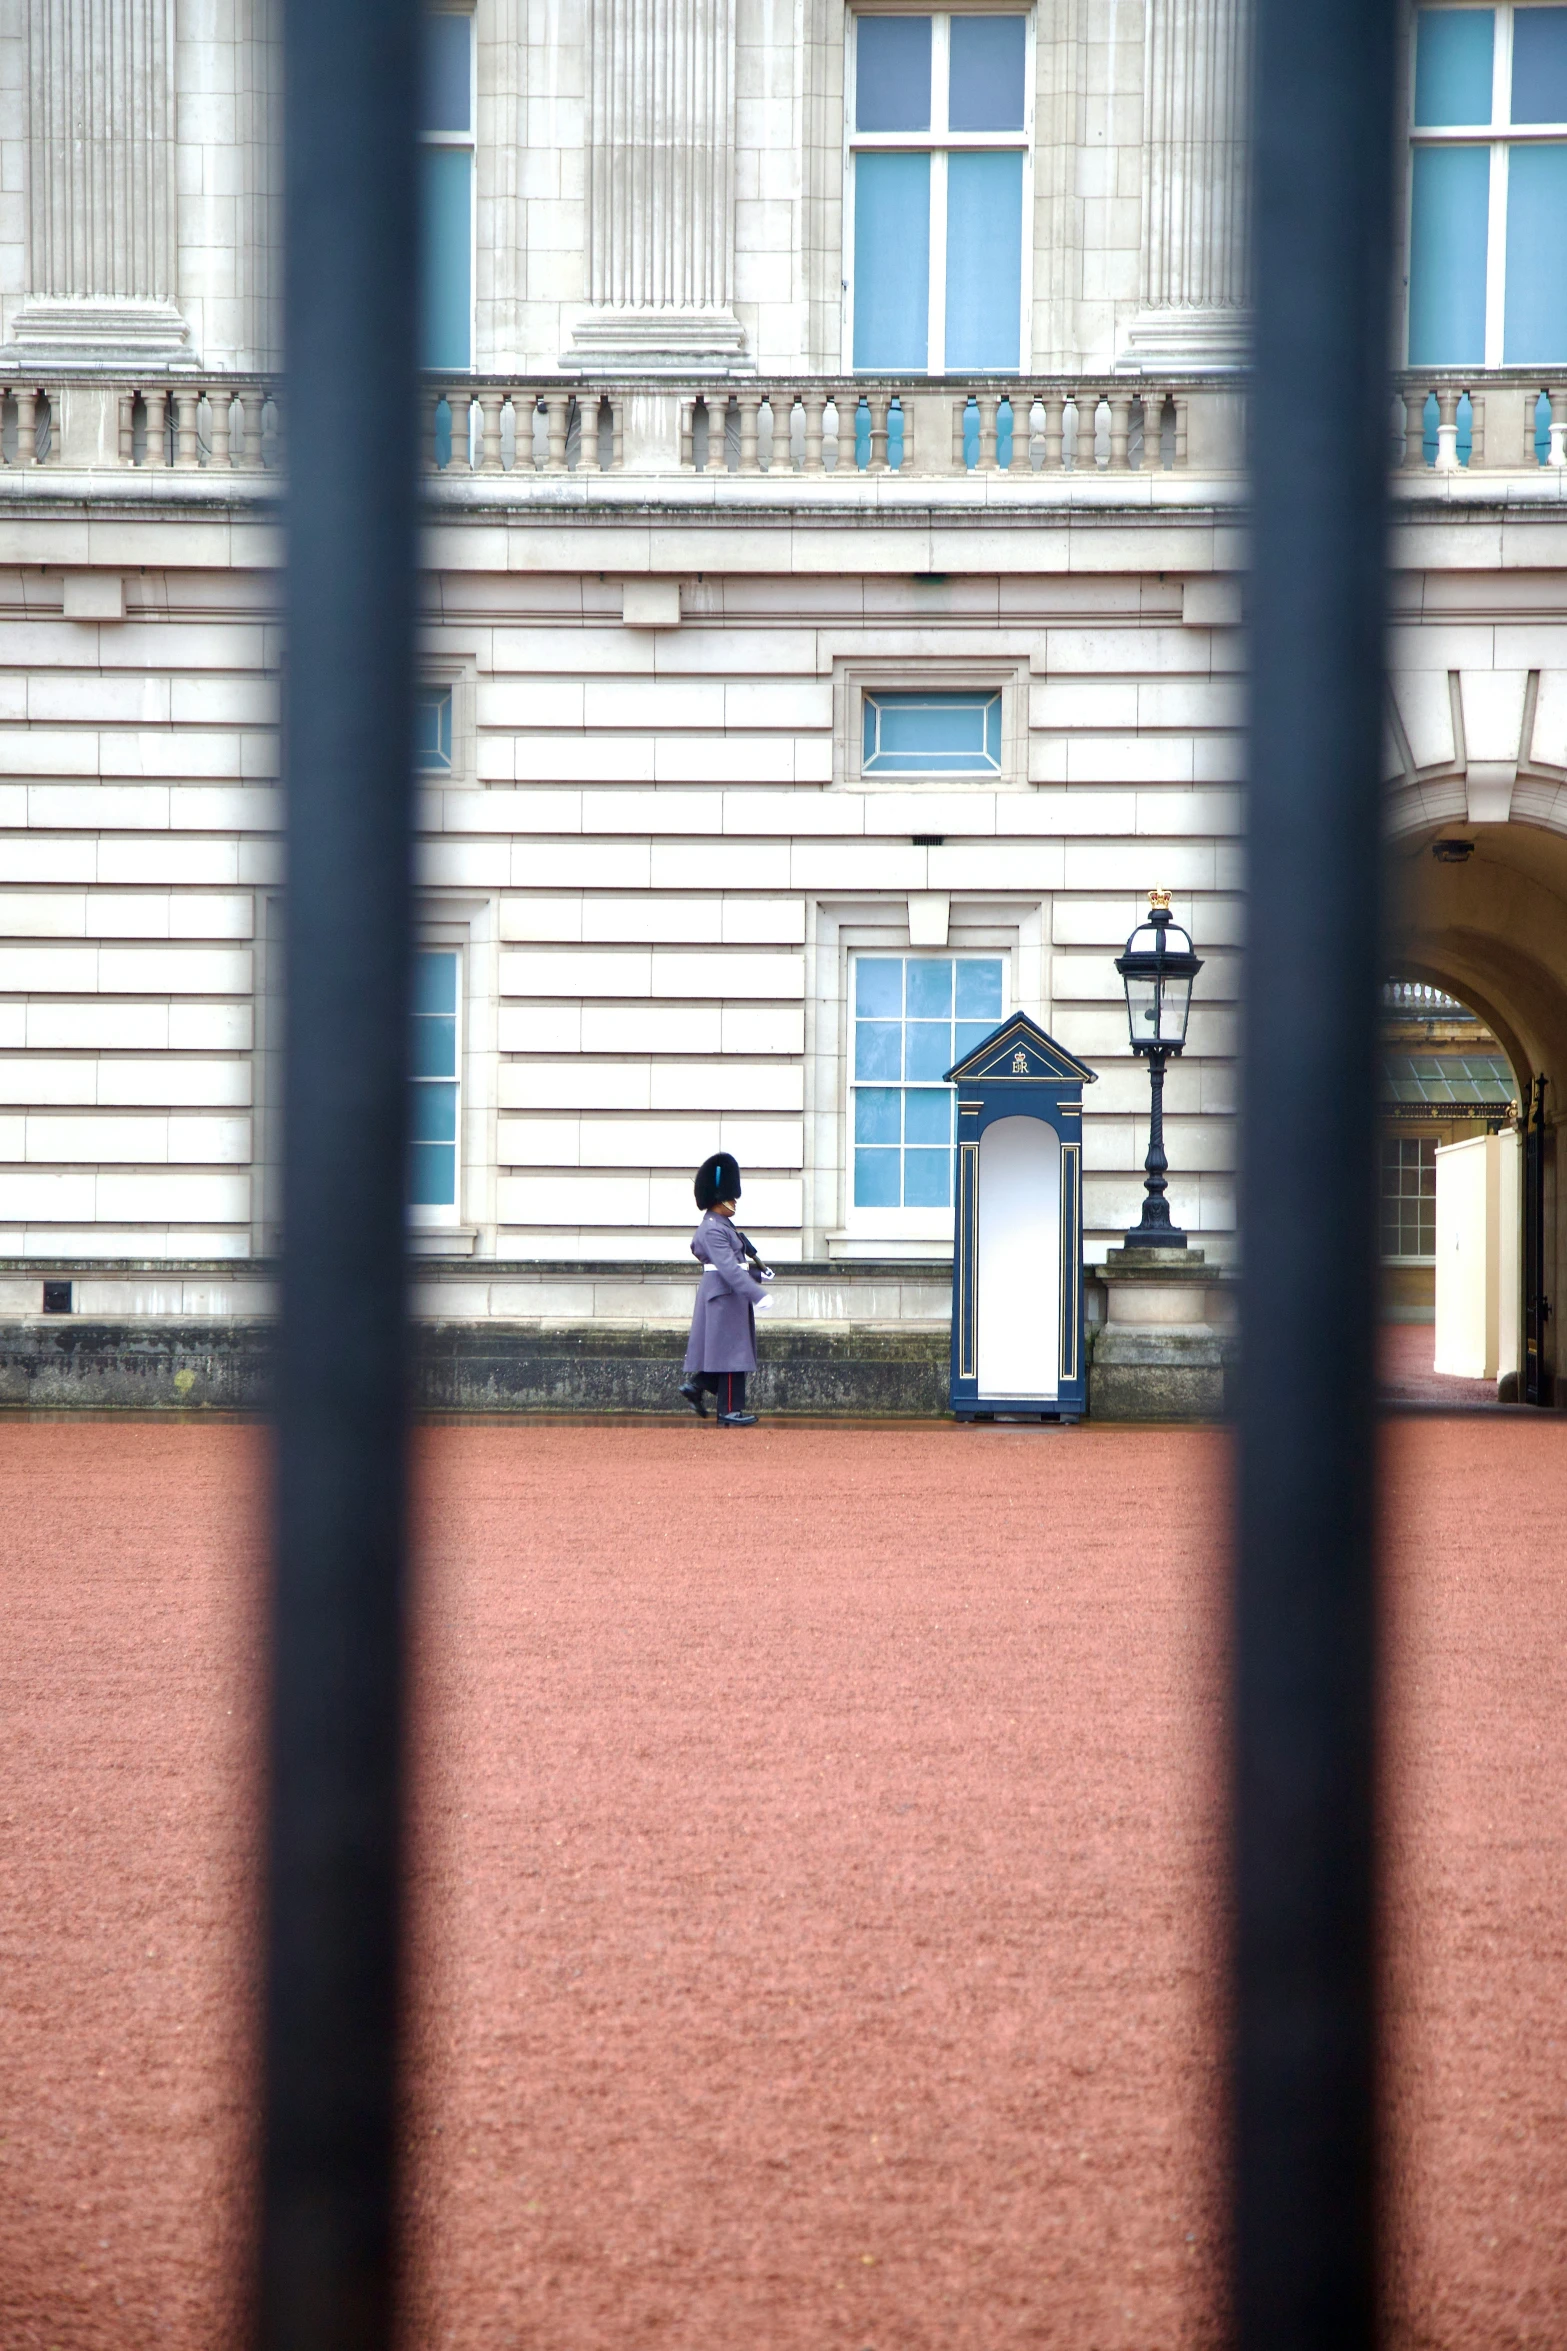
0;371;281;471
2;367;1567;486
1395;369;1567;472
422;376;1224;479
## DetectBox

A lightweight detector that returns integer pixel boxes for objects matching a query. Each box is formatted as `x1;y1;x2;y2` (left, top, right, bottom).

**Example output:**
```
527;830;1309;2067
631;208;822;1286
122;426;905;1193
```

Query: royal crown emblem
1011;1049;1029;1074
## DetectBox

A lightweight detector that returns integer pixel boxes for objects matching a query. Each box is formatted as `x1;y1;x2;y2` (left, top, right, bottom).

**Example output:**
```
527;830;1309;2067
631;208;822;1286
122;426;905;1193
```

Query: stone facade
0;1;1563;1413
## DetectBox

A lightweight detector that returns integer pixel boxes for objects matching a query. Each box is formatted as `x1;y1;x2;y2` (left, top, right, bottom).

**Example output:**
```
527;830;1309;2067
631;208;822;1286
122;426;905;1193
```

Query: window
410;948;461;1217
852;955;1005;1208
415;685;454;772
848;13;1030;374
1408;5;1567;363
862;690;1001;774
421;11;474;369
1380;1135;1438;1260
1380;1048;1516;1103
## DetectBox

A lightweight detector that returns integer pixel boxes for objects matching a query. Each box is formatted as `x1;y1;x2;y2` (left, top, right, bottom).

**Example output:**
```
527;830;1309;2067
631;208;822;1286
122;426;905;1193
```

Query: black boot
715;1374;756;1426
678;1379;709;1418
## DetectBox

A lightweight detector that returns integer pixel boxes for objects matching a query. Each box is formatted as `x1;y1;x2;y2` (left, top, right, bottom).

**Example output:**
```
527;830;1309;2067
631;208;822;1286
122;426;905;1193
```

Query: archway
1384;814;1567;1401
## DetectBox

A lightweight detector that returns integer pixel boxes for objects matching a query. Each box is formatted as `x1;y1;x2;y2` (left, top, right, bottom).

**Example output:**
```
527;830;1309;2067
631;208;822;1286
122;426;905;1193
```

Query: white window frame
421;5;478;374
1379;1129;1439;1266
1406;1;1567;367
409;942;464;1232
800;901;1050;1256
842;7;1035;378
834;656;1029;788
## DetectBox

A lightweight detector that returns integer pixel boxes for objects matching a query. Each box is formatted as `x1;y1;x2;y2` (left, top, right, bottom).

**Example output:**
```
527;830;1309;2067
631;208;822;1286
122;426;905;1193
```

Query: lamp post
1115;890;1203;1247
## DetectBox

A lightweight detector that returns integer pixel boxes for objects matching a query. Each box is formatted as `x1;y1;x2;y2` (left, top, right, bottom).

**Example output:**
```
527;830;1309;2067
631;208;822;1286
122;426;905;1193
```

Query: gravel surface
0;1415;1562;2349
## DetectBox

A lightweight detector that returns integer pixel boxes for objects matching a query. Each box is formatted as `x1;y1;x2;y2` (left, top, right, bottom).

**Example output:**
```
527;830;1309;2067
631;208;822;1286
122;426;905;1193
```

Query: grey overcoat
683;1211;766;1374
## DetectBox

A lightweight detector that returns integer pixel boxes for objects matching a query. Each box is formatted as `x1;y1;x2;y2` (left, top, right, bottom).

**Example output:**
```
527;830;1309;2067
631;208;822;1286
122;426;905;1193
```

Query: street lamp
1115;890;1203;1247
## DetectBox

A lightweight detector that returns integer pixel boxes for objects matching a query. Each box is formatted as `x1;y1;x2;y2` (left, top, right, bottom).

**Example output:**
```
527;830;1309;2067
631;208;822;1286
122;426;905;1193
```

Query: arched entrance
1385;814;1567;1402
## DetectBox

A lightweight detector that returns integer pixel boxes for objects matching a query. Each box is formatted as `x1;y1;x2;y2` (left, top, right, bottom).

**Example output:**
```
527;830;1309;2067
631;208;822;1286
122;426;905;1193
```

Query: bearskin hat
694;1151;742;1211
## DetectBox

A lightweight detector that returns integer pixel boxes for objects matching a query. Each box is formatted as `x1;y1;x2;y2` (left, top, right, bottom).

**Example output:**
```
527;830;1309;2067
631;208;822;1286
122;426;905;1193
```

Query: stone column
11;0;190;362
567;0;747;373
1122;0;1248;373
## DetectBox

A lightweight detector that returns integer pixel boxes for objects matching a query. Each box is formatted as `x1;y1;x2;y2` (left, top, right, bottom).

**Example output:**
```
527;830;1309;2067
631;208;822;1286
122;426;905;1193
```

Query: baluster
822;395;840;472
141;386;165;467
418;388;441;470
610;394;624;472
523;395;545;472
1435;385;1460;472
976;392;998;472
1041;391;1063;471
450;389;475;472
545;392;570;472
118;391;136;466
209;385;232;469
239;387;266;469
680;396;698;472
14;386;35;465
1403;384;1427;470
1109;390;1133;470
865;389;889;472
174;385;201;466
804;391;826;473
1173;392;1190;471
738;391;762;473
478;390;505;473
1140;389;1162;471
587;394;610;473
1550;385;1567;468
1467;391;1485;466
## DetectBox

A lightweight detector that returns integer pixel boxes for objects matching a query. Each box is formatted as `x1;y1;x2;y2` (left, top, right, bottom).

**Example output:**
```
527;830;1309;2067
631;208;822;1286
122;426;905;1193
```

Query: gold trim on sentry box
1060;1142;1081;1382
958;1141;979;1382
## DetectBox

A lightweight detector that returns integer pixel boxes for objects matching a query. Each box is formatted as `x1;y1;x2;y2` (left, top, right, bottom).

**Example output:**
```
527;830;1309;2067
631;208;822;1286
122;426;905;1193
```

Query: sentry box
944;1012;1097;1422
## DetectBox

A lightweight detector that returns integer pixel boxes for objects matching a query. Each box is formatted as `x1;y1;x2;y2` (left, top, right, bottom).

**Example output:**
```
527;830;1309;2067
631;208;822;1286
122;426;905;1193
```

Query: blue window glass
415;684;453;771
855;958;903;1017
945;150;1023;371
1408;143;1489;363
854;1148;903;1207
853;152;931;370
1504;142;1567;357
421;145;473;369
904;1088;952;1145
850;954;1004;1209
422;12;471;133
410;949;459;1208
1414;8;1495;124
855;1087;902;1144
948;16;1027;132
862;689;1003;774
856;16;932;130
1510;6;1567;121
906;959;953;1018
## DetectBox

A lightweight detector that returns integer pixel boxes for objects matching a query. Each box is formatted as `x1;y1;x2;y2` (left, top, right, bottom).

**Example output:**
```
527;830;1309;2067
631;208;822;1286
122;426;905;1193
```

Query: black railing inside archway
258;1;1397;2345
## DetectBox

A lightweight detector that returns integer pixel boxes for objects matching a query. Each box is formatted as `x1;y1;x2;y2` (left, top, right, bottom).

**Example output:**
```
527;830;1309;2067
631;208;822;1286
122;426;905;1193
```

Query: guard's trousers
694;1370;747;1415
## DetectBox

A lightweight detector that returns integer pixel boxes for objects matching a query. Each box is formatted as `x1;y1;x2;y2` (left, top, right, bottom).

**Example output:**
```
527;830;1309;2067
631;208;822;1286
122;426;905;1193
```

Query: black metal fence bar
1238;3;1398;2346
259;3;421;2346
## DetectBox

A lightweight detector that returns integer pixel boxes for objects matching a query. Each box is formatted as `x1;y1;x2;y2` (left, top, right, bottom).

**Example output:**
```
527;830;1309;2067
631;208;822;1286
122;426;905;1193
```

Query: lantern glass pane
1157;974;1194;1045
1125;972;1161;1046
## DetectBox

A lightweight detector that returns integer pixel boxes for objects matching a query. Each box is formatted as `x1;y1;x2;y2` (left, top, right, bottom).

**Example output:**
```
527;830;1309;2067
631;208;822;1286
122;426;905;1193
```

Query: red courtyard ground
0;1414;1563;2348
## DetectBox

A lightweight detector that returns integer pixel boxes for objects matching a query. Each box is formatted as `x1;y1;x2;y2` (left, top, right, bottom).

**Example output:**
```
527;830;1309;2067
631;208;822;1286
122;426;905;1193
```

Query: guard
679;1151;770;1426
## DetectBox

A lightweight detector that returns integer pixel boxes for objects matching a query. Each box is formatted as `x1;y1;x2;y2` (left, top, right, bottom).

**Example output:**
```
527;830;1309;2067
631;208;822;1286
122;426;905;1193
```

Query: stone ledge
0;1318;951;1418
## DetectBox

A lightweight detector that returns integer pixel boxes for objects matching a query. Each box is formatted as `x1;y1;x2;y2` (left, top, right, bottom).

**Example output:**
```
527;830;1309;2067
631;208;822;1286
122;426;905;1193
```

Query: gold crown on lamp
1147;888;1173;911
